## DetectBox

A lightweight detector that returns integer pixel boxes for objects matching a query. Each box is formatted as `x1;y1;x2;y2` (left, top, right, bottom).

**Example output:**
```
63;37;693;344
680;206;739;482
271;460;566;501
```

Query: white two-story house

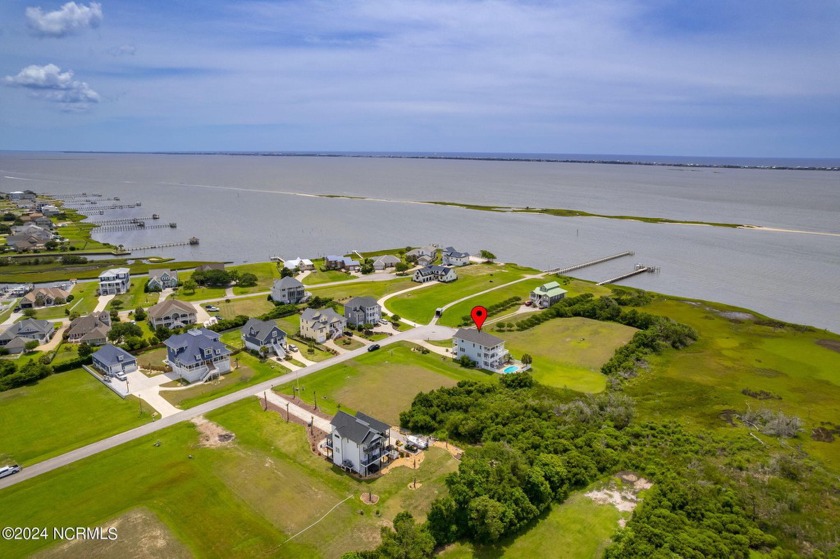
329;410;390;477
99;268;131;295
453;328;510;371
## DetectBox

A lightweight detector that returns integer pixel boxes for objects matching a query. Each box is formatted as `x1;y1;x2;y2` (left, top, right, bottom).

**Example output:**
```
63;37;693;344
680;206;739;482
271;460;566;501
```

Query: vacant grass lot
387;263;539;324
108;280;160;311
216;294;275;319
500;317;637;393
303;268;354;285
0;398;461;558
231;262;281;295
0;369;154;466
276;342;493;424
308;277;416;303
625;297;840;471
440;491;623;559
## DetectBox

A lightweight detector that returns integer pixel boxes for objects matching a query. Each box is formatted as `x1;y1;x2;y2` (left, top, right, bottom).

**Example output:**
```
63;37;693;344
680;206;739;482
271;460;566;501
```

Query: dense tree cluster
192;268;234;287
0;361;52;391
459;296;520;327
392;376;777;557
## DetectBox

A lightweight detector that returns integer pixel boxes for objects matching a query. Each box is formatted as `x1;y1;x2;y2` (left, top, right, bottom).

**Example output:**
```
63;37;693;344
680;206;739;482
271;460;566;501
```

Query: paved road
0;323;454;491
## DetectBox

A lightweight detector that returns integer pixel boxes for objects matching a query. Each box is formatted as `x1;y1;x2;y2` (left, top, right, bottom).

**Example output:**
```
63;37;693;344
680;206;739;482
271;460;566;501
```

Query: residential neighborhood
0;318;56;354
92;344;138;377
328;410;391;476
343;296;382;328
147;269;179;291
66;312;112;345
271;276;308;304
530;280;567;308
241;318;287;358
453;327;510;371
413;265;457;283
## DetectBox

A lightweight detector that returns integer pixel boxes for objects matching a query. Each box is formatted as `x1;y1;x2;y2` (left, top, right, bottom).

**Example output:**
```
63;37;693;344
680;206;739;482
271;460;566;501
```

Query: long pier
125;238;199;251
96;223;176;232
65;203;141;211
597;264;660;286
544;251;634;275
89;216;160;225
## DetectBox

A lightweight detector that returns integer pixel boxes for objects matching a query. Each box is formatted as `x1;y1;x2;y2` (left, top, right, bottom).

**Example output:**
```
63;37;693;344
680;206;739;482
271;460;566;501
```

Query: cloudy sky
1;1;838;156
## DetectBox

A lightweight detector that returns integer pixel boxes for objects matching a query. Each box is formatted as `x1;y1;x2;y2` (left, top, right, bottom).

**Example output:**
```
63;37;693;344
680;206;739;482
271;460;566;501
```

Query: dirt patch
742;388;782;400
816;339;840;354
381;450;425;474
812;427;835;443
191;416;235;448
586;472;652;518
34;508;191;559
432;440;464;460
754;368;784;378
361;493;380;505
408;481;423;490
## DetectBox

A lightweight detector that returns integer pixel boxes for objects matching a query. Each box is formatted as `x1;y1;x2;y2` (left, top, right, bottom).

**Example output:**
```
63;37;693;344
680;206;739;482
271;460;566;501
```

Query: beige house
147;299;198;329
300;308;346;343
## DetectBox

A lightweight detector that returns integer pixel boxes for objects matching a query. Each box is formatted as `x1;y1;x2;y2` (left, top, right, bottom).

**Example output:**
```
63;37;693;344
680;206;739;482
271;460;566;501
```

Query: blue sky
1;0;838;156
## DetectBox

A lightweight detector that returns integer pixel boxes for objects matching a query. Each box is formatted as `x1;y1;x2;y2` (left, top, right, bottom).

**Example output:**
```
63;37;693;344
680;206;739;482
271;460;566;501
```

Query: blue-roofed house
241;318;287;358
442;246;470;266
92;344;138;376
164;328;231;383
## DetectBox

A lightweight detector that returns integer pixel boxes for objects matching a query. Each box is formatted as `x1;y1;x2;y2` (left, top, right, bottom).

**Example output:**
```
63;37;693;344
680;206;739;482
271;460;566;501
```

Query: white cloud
5;64;100;111
26;1;103;37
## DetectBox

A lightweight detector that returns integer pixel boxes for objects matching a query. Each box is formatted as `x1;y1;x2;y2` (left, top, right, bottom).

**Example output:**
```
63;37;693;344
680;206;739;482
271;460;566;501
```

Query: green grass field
0;398;461;558
216;294;275;319
387;263;538;324
440;491;624;559
624;297;840;471
276;342;494;424
308;277;416;303
24;282;99;320
0;369;154;466
499;317;637;393
303;268;355;285
108;280;160;311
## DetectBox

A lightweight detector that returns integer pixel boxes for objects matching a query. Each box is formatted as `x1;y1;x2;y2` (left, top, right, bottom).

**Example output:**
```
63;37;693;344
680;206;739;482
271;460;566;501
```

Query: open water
1;152;838;332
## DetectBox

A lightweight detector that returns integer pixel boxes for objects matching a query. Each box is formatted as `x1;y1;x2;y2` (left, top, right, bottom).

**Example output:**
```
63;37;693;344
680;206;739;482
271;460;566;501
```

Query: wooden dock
89;216;161;225
65;203;141;211
596;264;660;286
544;251;634;275
125;238;198;251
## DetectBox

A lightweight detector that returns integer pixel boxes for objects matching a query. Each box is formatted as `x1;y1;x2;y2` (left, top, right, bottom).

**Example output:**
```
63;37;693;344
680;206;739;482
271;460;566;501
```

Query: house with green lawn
530;281;567;308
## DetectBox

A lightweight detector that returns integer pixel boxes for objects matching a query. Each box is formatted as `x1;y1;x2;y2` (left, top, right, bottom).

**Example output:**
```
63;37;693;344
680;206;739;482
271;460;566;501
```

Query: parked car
114;372;127;381
0;464;22;479
524;300;533;307
13;306;21;312
205;305;220;312
288;344;298;352
367;343;381;352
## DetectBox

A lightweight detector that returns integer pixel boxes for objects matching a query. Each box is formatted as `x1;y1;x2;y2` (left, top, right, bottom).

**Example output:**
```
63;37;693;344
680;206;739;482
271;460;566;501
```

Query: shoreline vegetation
60;150;840;171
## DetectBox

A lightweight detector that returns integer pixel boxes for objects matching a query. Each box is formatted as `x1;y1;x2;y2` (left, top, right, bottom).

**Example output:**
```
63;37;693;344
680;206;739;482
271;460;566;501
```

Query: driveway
123;368;182;418
261;391;332;432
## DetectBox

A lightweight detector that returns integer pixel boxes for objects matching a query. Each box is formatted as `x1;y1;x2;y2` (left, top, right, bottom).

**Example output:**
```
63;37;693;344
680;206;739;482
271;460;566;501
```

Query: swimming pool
502;366;519;374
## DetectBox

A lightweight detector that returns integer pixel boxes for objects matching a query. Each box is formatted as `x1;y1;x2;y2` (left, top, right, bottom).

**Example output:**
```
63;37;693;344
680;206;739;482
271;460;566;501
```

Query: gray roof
195;263;225;272
0;318;53;341
345;296;379;310
148;298;196;319
148;268;174;278
415;265;453;277
164;328;230;366
93;343;136;367
454;327;504;348
331;410;389;445
274;276;304;289
67;312;110;338
242;318;286;342
301;307;344;325
374;255;401;264
444;246;470;258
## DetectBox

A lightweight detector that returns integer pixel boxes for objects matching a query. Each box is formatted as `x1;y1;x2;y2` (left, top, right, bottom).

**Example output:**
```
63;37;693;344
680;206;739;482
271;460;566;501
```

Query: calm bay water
1;152;839;332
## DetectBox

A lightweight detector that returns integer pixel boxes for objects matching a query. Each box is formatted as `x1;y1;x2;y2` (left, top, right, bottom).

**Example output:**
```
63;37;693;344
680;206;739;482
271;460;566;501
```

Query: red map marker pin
470;306;488;331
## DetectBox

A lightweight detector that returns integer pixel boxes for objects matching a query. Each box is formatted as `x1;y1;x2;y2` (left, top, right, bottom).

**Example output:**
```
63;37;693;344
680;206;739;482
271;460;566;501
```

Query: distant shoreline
42;151;840;172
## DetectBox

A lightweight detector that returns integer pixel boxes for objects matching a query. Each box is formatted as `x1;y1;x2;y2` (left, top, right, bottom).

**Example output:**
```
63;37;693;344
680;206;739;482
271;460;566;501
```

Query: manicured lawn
158;355;290;409
50;342;81;366
308;277;416;302
334;336;366;350
136;346;169;370
437;277;547;327
291;340;334;362
26;282;99;320
499;317;637;393
169;275;227;302
387;263;539;324
108;280;159;311
624;296;840;471
277;342;494;424
0;398;461;558
440;491;623;559
0;369;154;466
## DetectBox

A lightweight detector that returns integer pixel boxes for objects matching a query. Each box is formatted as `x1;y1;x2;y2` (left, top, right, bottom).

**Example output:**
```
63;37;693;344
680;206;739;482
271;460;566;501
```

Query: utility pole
286;402;289;423
313;390;317;410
